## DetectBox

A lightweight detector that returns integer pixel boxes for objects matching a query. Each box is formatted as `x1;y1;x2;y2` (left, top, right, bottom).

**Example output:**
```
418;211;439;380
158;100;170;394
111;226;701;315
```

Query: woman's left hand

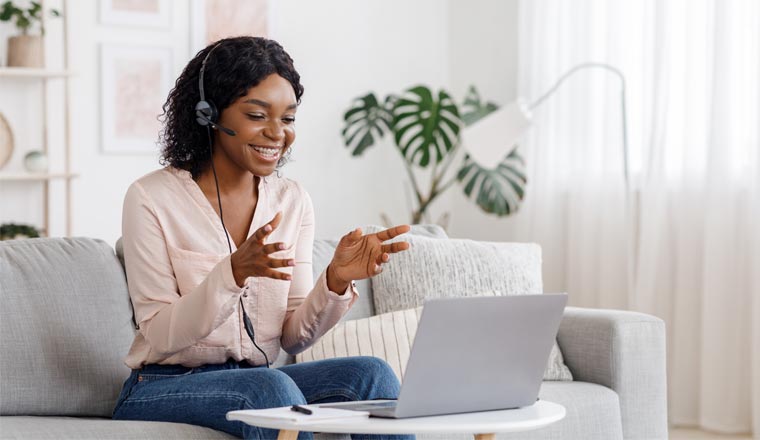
326;225;411;294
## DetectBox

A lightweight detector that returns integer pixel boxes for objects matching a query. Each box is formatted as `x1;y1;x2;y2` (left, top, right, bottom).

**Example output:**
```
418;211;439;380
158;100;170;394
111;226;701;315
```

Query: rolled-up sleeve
122;182;242;356
280;189;358;355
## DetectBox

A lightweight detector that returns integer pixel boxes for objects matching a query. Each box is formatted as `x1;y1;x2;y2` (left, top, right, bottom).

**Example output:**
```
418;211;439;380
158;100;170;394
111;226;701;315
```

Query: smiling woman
159;37;303;179
111;36;414;440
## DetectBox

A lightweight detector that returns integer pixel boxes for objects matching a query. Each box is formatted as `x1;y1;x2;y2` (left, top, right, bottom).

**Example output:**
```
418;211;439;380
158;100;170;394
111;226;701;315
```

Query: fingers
340;227;363;245
375;224;411;242
375;252;390;265
267;257;296;269
381;241;410;254
261;240;295;270
264;268;292;281
253;211;283;242
261;242;292;255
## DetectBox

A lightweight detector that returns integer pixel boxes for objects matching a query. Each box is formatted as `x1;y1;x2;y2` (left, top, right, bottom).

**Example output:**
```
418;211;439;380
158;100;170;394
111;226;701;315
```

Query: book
227;405;370;425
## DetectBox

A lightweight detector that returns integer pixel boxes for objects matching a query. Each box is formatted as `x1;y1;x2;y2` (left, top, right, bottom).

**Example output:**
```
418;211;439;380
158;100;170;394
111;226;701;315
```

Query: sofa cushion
296;306;422;379
413;382;623;440
0;416;235;439
0;238;135;417
370;236;544;313
530;381;623;440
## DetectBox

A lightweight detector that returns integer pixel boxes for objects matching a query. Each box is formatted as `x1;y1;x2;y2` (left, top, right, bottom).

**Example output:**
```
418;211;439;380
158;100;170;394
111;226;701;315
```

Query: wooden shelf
0;67;73;78
0;172;78;181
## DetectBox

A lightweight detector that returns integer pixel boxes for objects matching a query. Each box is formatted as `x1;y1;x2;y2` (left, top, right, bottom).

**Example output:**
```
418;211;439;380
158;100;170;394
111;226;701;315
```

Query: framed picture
100;44;173;154
189;0;272;55
100;0;171;29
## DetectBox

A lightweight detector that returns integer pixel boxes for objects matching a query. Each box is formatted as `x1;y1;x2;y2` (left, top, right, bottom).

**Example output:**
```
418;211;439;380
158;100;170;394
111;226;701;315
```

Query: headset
196;41;270;368
195;44;236;137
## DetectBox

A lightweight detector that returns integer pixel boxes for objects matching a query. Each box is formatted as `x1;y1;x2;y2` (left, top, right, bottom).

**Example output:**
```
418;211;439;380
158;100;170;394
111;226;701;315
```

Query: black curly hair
159;37;304;179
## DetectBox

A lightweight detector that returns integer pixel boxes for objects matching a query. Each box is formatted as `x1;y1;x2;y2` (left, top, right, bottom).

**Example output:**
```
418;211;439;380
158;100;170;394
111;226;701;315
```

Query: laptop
320;293;567;419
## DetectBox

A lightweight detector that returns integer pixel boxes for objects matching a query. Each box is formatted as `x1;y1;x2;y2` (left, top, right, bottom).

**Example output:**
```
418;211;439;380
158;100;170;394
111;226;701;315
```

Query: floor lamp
461;62;630;190
461;62;634;304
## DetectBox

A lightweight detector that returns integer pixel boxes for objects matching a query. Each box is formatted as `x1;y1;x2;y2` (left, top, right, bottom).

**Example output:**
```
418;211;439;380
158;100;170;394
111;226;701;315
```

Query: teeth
250;145;281;158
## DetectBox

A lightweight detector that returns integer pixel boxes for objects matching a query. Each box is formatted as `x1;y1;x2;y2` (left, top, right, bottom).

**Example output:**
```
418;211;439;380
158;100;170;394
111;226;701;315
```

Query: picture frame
99;0;171;29
189;0;272;55
99;43;173;154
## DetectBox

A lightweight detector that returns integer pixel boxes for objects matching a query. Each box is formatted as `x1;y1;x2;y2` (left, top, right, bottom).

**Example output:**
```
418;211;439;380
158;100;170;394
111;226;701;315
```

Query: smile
249;145;282;162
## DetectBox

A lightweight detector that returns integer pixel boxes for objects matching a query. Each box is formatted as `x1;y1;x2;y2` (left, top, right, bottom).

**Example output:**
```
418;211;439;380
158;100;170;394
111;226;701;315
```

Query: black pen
291;405;312;415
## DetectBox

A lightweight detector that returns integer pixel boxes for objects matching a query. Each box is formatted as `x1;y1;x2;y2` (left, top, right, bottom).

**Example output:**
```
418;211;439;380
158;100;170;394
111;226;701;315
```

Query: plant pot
7;35;43;68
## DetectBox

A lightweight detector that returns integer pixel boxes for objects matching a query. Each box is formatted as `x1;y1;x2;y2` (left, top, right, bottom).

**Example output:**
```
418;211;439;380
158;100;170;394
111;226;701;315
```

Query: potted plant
341;85;527;227
0;1;61;68
0;223;40;240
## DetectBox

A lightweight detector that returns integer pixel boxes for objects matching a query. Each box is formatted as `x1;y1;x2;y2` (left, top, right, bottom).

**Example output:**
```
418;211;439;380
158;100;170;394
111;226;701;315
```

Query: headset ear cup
195;100;218;126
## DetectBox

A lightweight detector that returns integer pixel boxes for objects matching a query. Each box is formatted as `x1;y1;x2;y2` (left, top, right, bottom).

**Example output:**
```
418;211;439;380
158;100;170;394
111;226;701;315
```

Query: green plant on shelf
0;1;60;36
0;223;40;240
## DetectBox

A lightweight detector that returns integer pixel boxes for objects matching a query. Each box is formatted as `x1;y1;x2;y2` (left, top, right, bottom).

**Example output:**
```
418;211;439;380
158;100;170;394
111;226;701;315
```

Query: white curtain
516;0;759;434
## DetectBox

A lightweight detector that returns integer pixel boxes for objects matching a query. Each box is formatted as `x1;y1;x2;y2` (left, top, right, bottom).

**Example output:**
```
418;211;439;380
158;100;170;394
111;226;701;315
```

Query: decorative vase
23;151;48;173
7;35;43;68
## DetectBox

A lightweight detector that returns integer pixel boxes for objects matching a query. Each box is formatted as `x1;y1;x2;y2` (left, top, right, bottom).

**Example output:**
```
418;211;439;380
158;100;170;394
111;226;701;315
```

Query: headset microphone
206;119;237;137
194;104;237;136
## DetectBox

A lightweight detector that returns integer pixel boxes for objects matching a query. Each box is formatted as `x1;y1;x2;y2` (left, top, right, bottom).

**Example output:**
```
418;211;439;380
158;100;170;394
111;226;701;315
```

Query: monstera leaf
460;85;499;126
392;86;460;167
340;84;528;223
457;149;527;216
342;93;393;156
455;86;526;215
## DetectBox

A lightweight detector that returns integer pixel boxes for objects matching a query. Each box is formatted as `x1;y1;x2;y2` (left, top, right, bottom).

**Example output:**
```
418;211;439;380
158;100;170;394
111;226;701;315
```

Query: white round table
227;400;565;440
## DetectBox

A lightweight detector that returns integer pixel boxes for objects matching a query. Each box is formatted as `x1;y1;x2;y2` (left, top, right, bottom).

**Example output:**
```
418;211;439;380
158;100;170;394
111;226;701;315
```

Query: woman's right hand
229;212;295;287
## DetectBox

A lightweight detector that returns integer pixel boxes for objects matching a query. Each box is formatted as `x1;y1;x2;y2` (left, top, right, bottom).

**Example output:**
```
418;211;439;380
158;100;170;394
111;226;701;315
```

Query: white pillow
369;235;544;314
296;292;573;381
297;307;422;380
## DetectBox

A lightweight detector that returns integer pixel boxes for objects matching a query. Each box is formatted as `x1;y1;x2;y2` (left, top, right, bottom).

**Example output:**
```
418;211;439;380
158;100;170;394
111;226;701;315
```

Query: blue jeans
112;356;415;440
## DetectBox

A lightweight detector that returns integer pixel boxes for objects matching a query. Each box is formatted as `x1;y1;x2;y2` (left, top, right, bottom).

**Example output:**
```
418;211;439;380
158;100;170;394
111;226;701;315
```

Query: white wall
269;0;451;238
2;0;520;244
446;0;520;240
64;0;191;244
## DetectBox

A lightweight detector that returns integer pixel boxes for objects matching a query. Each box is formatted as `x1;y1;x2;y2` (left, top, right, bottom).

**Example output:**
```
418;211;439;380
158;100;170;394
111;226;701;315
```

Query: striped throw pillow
297;307;423;380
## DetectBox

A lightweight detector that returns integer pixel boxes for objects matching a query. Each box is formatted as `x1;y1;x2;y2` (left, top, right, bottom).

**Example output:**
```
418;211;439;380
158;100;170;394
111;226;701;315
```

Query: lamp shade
461;99;533;169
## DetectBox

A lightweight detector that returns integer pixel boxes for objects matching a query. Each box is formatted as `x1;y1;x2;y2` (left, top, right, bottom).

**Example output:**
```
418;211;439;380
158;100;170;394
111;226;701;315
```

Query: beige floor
669;427;754;439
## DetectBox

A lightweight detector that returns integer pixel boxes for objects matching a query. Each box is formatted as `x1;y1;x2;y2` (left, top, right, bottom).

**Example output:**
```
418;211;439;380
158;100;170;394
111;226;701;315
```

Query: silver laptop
320;293;567;418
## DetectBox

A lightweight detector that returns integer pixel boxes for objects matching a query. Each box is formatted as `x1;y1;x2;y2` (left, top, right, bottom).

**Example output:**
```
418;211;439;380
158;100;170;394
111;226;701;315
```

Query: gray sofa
0;236;667;439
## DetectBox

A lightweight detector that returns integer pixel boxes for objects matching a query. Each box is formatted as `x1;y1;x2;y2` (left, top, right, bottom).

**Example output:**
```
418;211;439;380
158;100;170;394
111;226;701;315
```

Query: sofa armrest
557;306;668;440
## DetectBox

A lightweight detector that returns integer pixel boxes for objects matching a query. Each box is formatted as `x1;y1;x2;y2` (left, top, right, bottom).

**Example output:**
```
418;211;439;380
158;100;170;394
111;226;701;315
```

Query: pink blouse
121;167;358;369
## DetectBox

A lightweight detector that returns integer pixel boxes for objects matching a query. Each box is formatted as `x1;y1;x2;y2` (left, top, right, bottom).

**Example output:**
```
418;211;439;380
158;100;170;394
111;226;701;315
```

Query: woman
112;36;413;440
